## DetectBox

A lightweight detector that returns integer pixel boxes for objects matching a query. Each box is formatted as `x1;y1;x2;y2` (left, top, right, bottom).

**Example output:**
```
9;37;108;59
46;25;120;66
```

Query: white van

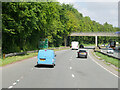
71;41;79;50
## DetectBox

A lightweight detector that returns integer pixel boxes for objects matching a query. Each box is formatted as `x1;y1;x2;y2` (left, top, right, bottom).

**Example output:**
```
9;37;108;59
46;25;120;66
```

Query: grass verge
1;53;38;66
95;52;120;68
84;44;95;47
0;47;70;67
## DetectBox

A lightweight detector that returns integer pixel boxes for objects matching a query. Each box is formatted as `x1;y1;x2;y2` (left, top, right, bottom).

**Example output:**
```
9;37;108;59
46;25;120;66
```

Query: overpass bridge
66;32;119;47
69;32;119;37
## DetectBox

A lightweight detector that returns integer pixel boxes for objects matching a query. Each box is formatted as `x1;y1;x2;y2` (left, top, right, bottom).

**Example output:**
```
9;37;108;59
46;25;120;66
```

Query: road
2;49;118;88
101;48;120;59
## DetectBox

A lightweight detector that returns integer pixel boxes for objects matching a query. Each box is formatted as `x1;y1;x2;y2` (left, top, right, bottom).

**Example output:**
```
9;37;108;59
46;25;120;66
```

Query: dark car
77;49;87;58
79;44;84;48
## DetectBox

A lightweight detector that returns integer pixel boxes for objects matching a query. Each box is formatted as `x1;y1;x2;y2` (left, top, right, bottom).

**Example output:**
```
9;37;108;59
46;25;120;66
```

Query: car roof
39;49;54;52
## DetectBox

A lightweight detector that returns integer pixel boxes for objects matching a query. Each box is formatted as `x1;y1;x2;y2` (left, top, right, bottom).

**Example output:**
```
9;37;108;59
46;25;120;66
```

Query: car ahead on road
77;49;87;58
79;44;84;48
37;49;56;67
106;44;110;48
107;48;114;54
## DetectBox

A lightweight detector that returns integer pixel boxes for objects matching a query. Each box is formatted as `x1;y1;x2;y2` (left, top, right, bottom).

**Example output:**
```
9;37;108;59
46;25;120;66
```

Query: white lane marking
13;82;17;85
17;80;20;82
72;74;75;78
31;68;33;70
70;67;72;69
8;86;13;89
69;59;72;61
88;50;118;78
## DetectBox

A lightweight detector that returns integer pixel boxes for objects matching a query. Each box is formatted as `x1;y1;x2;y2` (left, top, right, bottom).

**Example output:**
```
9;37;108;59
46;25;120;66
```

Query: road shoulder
89;49;118;77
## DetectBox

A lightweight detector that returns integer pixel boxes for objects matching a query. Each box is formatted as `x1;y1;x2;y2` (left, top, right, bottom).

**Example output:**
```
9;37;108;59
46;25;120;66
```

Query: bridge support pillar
64;37;67;47
95;36;98;47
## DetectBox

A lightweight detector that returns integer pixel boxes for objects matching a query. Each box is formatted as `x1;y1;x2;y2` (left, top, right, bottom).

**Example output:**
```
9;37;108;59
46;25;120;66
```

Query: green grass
83;44;95;47
0;47;70;67
1;53;38;66
95;52;120;68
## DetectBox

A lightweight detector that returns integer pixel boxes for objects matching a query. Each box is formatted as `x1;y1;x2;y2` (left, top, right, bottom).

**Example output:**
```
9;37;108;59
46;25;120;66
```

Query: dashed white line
13;82;17;86
17;80;20;82
8;86;13;89
70;67;72;69
88;50;118;78
72;74;75;78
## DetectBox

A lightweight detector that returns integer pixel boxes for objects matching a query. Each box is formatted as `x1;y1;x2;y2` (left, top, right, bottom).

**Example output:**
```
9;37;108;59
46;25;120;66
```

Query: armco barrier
95;50;120;60
4;47;69;58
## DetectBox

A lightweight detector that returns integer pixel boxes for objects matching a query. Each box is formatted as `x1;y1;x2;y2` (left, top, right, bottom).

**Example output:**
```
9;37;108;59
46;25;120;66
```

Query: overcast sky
58;0;119;27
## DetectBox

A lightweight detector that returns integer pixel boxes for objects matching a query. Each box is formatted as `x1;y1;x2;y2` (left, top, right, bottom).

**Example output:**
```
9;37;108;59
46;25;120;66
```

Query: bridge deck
69;32;119;36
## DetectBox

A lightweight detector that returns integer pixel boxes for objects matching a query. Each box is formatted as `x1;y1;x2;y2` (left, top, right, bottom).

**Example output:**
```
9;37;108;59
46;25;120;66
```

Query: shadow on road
76;57;87;59
34;65;54;68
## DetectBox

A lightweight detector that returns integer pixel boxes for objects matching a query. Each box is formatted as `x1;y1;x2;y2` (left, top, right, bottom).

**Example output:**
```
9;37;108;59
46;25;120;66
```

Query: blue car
37;49;56;67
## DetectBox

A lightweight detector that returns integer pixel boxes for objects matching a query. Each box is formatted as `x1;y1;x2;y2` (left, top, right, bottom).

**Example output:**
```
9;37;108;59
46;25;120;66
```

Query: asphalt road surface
2;49;118;88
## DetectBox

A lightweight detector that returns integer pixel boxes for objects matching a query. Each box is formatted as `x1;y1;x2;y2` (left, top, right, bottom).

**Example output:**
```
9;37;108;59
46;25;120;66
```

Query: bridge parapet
69;32;119;36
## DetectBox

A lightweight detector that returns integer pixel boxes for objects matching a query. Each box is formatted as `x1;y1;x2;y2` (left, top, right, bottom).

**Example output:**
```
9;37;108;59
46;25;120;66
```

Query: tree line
2;2;120;53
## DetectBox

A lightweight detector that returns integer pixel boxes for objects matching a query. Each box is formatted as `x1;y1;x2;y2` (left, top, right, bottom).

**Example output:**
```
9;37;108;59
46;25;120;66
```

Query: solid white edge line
8;86;13;89
72;74;75;78
88;50;119;78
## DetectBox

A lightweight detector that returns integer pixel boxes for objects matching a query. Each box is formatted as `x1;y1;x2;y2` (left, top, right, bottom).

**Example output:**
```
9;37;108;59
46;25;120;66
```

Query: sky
58;0;119;27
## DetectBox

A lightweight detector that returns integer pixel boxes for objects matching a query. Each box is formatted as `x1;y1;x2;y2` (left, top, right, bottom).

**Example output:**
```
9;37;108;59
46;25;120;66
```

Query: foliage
2;2;120;53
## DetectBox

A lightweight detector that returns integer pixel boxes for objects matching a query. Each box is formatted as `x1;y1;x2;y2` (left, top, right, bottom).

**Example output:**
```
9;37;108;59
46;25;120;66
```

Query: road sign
38;39;48;49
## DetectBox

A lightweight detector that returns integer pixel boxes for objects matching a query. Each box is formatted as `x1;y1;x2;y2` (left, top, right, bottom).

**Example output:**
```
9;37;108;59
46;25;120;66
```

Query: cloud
57;0;119;3
57;0;118;27
72;2;118;27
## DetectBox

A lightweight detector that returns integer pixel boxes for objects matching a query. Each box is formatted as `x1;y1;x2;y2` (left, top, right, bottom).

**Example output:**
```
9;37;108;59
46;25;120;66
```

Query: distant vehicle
37;49;56;67
110;41;116;49
101;43;105;47
71;41;79;50
77;49;87;58
107;48;114;54
80;44;84;48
